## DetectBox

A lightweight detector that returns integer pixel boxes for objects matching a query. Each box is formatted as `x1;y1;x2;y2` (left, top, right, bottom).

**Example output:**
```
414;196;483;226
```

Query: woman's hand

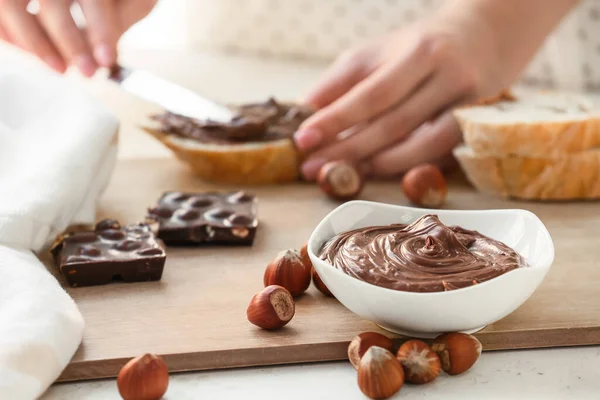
0;0;157;76
296;0;578;180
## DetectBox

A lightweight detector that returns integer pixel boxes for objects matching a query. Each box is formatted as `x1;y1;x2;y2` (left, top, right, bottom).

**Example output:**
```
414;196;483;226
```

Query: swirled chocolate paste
151;98;313;144
318;214;529;293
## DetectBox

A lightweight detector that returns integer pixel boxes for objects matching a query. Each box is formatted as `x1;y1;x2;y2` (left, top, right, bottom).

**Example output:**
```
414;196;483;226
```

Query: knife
109;65;234;123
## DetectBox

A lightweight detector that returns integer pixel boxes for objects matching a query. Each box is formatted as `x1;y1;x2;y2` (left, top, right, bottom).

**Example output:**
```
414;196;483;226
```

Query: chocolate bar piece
147;191;258;245
52;219;166;288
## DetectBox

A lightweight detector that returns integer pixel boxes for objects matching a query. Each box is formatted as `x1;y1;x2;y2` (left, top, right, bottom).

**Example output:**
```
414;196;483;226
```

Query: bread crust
453;145;600;200
453;90;600;157
143;126;300;185
454;116;600;158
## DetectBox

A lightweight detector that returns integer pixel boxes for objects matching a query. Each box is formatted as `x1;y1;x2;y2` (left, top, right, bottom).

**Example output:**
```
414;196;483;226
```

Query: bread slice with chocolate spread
143;98;311;185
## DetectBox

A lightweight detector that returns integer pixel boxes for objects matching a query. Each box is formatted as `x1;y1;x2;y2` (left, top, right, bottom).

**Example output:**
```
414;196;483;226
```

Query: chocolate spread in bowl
318;214;529;293
151;98;313;144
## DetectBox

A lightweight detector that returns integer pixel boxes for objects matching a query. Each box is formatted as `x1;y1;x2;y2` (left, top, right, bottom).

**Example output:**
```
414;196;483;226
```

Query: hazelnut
300;242;312;270
311;267;334;297
232;227;250;238
300;242;334;297
431;332;482;375
396;340;441;384
317;160;364;201
401;164;447;208
348;332;395;370
246;285;295;330
357;346;405;400
117;353;169;400
263;249;311;297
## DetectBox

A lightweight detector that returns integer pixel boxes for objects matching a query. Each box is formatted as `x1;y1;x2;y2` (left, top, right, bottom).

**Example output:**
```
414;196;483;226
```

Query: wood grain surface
51;157;600;382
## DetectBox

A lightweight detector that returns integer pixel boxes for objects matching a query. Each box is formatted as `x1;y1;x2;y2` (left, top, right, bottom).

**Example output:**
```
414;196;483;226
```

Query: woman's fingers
295;39;436;153
303;50;374;110
79;0;118;67
0;20;10;42
116;0;157;33
367;111;463;178
0;0;158;75
38;0;97;77
0;1;66;72
431;153;459;173
294;53;371;150
300;71;464;180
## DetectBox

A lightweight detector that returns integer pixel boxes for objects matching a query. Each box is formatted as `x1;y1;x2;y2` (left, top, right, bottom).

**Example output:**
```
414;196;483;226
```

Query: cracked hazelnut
117;353;169;400
396;340;441;384
264;249;311;297
402;164;447;208
247;285;295;330
317;160;364;201
431;332;482;375
358;346;404;399
348;332;395;370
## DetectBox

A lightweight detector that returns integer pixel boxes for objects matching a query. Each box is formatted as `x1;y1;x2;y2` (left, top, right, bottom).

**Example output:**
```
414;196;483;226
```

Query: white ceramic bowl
308;201;554;338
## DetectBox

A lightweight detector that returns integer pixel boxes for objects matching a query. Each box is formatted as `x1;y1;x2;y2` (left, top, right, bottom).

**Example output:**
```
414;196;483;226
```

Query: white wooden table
43;347;600;400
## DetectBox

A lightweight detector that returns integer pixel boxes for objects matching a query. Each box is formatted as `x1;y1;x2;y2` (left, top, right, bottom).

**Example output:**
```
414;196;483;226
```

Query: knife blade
109;65;234;123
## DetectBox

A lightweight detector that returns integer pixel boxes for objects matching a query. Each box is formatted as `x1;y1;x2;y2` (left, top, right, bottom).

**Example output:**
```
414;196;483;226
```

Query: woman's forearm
441;0;580;85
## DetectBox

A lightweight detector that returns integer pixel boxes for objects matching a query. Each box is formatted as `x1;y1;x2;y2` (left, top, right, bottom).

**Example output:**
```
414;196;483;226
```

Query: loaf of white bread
452;90;600;200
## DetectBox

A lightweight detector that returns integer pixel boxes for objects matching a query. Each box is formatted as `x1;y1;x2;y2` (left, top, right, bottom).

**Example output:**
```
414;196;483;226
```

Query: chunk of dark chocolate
51;219;166;288
147;191;258;245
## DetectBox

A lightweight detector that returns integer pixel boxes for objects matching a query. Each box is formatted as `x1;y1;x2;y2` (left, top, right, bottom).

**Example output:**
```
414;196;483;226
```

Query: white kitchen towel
0;53;119;399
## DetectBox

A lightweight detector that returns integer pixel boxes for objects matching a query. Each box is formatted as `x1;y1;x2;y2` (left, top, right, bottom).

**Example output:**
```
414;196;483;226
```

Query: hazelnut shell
357;346;405;399
311;267;334;297
348;332;395;370
300;242;312;270
117;353;169;400
264;249;311;297
402;164;447;208
396;339;441;384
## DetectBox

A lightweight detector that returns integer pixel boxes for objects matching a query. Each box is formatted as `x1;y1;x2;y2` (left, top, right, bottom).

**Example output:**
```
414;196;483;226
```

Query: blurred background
120;0;188;51
122;0;600;92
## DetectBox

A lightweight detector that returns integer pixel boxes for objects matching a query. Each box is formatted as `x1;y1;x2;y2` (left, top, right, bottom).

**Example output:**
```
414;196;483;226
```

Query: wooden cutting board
52;157;600;382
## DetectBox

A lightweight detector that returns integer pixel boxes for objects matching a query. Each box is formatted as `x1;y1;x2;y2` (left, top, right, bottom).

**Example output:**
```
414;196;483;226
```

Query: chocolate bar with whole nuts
147;191;258;246
51;219;166;288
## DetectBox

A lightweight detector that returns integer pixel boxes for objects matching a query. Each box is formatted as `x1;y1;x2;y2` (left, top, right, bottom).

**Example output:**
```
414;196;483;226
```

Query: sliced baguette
141;99;309;185
453;145;600;200
453;90;600;157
